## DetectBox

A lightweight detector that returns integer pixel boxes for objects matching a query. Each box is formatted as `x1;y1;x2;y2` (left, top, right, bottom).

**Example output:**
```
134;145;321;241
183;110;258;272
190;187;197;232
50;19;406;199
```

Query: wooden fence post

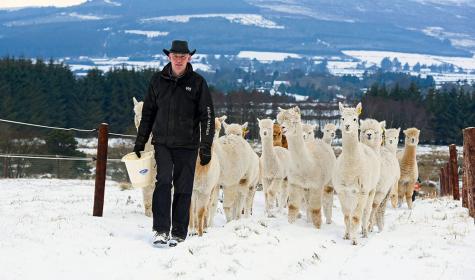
449;144;460;200
3;156;8;178
463;127;475;218
93;123;108;217
462;166;468;208
444;163;450;197
440;167;446;196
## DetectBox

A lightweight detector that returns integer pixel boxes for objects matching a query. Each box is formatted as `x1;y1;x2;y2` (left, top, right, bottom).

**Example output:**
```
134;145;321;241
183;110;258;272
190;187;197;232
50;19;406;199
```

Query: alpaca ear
222;121;228;130
272;119;276;124
338;102;344;112
219;115;227;123
133;97;138;105
356;102;362;116
380;121;386;129
293;106;301;115
403;128;408;135
278;107;285;112
397;127;401;134
256;118;261;123
242;122;248;129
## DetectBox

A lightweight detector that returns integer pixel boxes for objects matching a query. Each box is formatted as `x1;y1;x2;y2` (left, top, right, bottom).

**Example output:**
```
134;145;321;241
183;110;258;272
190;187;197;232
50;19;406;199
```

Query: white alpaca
302;123;316;142
277;107;336;228
216;121;259;221
332;103;380;245
189;117;223;236
397;128;420;209
258;118;291;216
360;119;399;233
322;123;337;145
132;97;155;217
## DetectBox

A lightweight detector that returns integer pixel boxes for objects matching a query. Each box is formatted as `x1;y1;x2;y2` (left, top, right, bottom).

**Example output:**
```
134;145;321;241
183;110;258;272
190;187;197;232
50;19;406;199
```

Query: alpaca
132;97;155;217
397;128;420;209
277;107;336;228
258;118;291;216
273;123;288;148
322;123;337;145
332;103;380;245
375;128;401;229
360;119;399;233
216;121;260;221
189;117;223;236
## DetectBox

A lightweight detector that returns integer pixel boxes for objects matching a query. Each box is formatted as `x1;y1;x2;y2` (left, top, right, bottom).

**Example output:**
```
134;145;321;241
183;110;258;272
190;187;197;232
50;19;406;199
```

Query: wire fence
0;118;136;182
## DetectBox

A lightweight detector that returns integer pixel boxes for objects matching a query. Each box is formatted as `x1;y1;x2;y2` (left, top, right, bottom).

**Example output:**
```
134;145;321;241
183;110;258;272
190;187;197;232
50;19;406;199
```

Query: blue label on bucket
139;169;148;175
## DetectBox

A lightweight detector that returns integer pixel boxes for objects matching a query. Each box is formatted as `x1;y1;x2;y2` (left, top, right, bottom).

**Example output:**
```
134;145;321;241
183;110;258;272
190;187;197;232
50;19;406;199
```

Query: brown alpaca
273;123;288;148
397;128;420;209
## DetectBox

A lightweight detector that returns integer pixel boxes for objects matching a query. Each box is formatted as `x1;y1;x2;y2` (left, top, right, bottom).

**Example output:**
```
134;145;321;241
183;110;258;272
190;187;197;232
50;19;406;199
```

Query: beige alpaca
376;128;401;229
258;118;291;216
277;107;336;228
132;97;155;217
360;119;399;233
189;117;223;236
302;123;316;142
322;123;337;145
216;121;259;221
332;103;380;245
273;123;288;148
397;128;420;209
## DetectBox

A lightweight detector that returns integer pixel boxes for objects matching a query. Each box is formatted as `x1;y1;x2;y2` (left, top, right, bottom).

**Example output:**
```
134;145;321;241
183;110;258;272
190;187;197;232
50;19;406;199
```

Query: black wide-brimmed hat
163;40;196;56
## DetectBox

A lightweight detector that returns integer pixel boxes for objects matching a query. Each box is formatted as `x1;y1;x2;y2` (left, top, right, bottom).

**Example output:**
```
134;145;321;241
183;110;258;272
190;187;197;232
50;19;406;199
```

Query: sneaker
152;231;169;246
168;236;185;247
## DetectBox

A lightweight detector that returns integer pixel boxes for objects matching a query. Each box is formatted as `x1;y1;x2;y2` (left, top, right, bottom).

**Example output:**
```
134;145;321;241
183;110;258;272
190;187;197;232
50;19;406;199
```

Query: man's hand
199;145;212;166
133;144;145;158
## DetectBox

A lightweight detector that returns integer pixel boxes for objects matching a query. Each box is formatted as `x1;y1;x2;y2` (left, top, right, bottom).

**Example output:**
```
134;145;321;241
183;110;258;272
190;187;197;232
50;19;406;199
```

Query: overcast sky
0;0;87;9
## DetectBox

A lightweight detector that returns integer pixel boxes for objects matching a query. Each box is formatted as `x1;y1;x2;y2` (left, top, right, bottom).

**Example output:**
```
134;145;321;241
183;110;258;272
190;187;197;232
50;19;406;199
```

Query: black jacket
135;62;215;150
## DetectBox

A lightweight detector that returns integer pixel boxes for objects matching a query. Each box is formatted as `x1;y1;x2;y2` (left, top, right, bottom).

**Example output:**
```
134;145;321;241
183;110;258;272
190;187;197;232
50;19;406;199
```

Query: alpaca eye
342;118;345;121
353;118;357;122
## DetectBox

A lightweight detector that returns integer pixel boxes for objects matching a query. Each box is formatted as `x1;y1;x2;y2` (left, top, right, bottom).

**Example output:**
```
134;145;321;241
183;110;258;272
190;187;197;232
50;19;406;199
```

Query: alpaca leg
308;188;323;229
405;182;415;209
362;190;376;238
207;185;220;227
322;185;334;224
350;192;368;245
196;193;209;236
368;191;385;233
235;188;247;220
279;178;289;211
390;182;398;208
376;191;391;232
337;192;351;239
287;184;303;223
303;189;312;223
142;185;154;217
245;184;257;218
262;178;273;214
223;186;238;222
397;182;406;208
188;194;196;236
266;179;281;217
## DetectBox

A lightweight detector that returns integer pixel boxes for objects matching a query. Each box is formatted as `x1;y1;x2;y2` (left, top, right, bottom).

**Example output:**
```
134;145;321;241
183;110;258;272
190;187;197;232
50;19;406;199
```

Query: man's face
169;53;191;75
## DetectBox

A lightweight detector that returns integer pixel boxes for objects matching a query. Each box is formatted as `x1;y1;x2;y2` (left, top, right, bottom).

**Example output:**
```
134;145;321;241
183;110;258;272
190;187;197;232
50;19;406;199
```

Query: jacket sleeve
135;77;158;147
198;79;215;148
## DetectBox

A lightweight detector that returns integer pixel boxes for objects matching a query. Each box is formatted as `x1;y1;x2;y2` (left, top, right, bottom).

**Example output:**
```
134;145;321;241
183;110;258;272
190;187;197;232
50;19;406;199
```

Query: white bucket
121;151;155;188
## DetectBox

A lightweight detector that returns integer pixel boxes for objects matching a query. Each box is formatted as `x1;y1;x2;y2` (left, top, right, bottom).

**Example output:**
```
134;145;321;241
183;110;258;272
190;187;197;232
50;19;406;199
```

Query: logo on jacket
185;86;192;92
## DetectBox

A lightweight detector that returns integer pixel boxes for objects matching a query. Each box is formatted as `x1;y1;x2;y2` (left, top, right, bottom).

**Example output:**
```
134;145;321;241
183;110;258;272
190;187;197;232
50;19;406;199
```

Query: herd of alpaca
132;97;420;244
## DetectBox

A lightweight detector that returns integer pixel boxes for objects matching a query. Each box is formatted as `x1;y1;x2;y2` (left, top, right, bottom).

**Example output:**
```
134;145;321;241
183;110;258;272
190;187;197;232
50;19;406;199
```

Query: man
134;40;215;247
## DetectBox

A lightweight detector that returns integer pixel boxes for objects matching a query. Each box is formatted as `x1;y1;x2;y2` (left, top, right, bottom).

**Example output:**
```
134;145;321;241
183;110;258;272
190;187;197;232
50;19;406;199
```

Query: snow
1;178;474;280
124;30;169;38
237;51;302;62
68;12;103;20
141;14;284;29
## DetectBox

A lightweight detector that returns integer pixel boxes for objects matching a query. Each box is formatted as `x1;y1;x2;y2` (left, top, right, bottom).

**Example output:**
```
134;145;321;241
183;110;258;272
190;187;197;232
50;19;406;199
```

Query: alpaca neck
262;136;275;158
402;144;416;163
286;124;306;156
342;131;360;158
323;135;332;145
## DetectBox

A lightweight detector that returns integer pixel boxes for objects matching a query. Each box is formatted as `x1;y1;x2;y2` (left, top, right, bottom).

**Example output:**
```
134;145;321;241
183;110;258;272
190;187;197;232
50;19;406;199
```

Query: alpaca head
360;118;384;148
384;128;400;150
223;121;248;137
338;102;362;135
257;118;274;140
302;123;316;141
403;127;420;146
322;123;337;140
215;115;227;138
273;123;283;144
132;97;143;129
277;106;301;137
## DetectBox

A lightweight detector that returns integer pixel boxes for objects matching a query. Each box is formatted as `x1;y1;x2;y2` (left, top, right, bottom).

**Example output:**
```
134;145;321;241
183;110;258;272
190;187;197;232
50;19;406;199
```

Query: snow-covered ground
1;179;474;280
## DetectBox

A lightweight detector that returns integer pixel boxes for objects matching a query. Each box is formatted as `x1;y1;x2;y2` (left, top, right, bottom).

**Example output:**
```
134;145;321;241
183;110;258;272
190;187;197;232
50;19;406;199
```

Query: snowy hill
1;179;474;280
0;0;474;57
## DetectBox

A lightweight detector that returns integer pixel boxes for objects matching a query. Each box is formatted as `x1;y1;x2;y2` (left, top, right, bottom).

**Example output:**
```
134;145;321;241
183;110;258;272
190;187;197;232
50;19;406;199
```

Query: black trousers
152;144;198;239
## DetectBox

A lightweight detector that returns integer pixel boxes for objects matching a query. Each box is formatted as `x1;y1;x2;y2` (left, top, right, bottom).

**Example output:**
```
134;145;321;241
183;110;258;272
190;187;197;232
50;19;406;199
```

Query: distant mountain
0;0;474;58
